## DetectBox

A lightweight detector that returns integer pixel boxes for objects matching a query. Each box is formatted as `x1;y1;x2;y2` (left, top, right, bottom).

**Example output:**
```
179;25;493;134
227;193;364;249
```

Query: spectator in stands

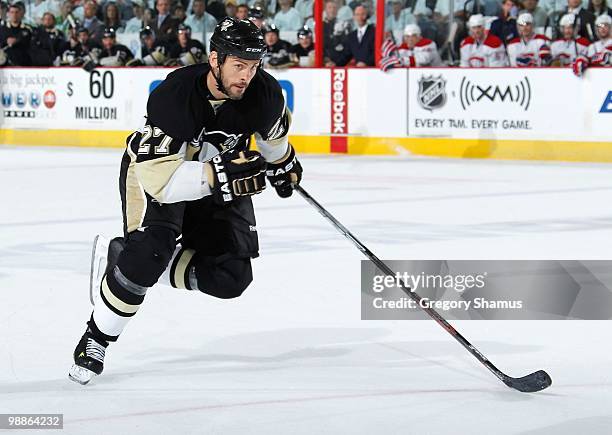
263;23;293;67
83;0;104;41
490;0;519;45
559;0;596;40
551;13;589;64
143;8;155;27
385;0;416;36
330;5;375;66
29;0;57;26
290;25;314;64
295;0;313;22
151;0;180;42
225;0;238;18
274;0;303;31
98;27;133;65
249;6;265;28
322;0;346;64
57;25;99;65
124;0;145;33
116;0;136;22
587;13;611;64
169;23;206;64
0;3;33;65
104;2;124;32
587;0;612;18
173;3;187;23
460;14;508;66
519;0;549;28
507;12;551;66
31;11;65;65
397;23;441;66
184;0;217;36
57;0;77;35
236;3;249;19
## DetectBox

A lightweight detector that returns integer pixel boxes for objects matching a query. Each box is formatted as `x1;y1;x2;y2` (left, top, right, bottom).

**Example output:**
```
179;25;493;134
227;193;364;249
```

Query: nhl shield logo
417;75;446;111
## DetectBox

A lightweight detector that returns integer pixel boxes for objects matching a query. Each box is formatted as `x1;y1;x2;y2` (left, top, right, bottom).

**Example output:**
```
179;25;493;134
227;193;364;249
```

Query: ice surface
1;146;611;434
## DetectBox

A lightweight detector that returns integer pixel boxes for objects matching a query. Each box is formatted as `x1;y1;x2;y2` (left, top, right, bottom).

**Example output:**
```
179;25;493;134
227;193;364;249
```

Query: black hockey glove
206;150;267;204
265;145;303;198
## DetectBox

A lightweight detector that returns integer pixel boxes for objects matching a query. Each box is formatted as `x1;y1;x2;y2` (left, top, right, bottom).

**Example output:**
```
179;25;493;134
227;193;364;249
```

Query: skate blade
68;364;97;385
89;235;109;306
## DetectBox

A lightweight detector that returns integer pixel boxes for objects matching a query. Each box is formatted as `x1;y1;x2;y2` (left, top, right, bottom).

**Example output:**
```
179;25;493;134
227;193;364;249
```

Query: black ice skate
68;331;108;385
89;235;125;305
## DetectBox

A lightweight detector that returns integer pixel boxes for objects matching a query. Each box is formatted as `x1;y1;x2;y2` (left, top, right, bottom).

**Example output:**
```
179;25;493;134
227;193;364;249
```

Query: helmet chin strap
212;54;230;98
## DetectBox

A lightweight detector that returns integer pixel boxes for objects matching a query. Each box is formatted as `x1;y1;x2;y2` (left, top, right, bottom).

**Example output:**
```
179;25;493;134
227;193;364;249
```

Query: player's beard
217;67;248;100
223;79;248;100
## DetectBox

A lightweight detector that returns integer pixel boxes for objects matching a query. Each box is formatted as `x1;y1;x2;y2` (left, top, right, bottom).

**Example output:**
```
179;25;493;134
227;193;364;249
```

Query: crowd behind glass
0;0;609;72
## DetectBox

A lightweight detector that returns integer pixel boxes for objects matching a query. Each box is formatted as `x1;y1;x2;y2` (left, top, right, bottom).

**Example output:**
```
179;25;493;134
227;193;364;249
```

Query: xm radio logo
459;76;532;111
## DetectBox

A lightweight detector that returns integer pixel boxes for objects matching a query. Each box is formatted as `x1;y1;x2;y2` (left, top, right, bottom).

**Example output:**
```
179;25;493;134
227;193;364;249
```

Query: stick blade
503;370;552;393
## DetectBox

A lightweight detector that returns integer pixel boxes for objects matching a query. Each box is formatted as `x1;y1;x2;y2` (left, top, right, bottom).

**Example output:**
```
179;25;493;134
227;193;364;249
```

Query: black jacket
334;24;376;66
489;17;518;45
0;22;33;65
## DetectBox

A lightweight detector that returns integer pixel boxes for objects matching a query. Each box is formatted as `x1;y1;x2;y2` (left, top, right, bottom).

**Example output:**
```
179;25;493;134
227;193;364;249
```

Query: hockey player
68;17;303;385
460;14;508;67
126;26;171;66
587;14;612;66
57;26;102;67
551;14;590;66
290;26;314;66
168;24;206;65
397;23;442;67
574;14;612;75
262;23;293;68
507;12;551;67
97;27;133;66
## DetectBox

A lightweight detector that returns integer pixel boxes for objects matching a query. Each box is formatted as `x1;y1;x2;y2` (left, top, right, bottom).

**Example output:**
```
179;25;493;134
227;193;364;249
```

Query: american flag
380;37;402;72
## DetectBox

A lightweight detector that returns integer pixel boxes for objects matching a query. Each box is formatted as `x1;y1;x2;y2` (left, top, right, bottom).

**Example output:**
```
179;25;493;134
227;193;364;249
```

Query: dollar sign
67;82;73;97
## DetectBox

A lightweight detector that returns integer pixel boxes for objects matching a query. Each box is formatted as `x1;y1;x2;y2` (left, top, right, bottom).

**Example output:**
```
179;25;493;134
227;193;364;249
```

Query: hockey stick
294;184;552;393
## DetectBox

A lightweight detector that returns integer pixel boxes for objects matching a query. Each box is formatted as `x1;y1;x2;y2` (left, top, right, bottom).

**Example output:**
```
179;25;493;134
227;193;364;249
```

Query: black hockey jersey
122;63;290;214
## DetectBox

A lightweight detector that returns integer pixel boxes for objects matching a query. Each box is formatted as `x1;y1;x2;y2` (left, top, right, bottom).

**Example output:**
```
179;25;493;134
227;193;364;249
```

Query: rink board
0;66;610;162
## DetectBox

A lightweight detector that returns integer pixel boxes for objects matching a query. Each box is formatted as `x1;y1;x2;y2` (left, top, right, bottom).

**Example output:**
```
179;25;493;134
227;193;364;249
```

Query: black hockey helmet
177;23;191;35
209;17;266;61
248;6;264;19
102;27;116;39
297;26;312;39
140;25;155;39
262;23;279;35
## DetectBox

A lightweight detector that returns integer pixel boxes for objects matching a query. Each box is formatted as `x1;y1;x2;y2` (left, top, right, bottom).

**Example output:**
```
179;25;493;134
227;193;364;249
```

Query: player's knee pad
116;225;178;288
193;256;253;299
